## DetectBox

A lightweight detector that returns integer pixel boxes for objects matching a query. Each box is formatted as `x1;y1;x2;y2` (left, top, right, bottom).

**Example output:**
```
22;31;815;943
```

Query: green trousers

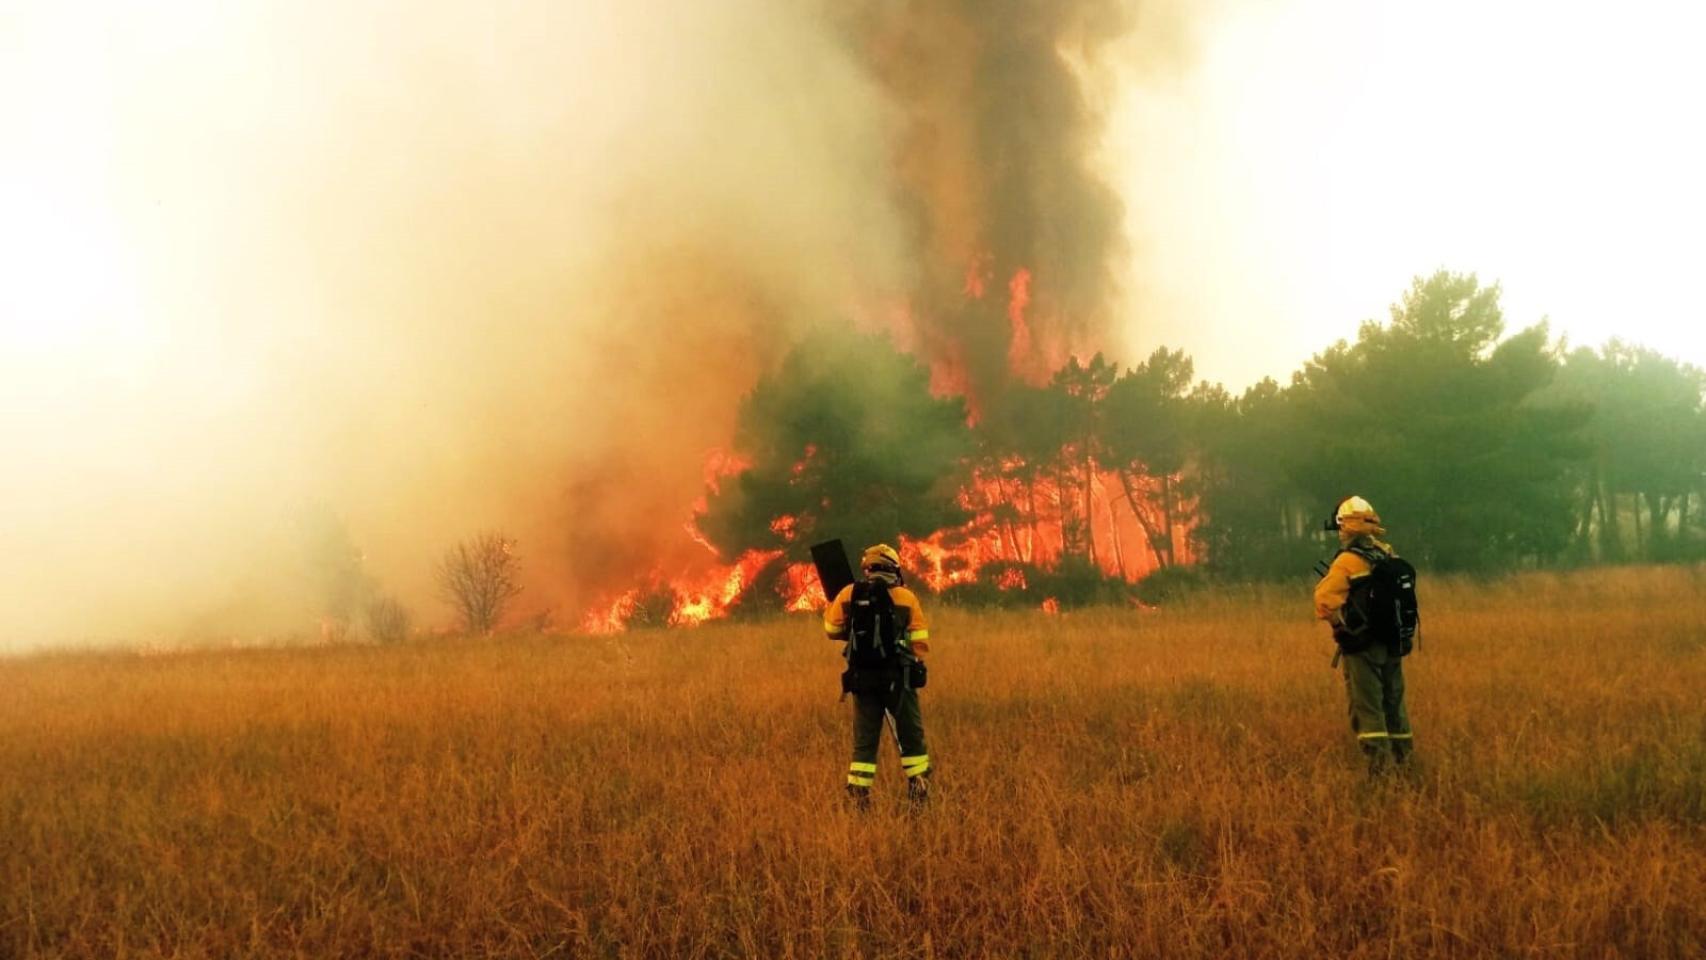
847;681;930;788
1342;643;1413;766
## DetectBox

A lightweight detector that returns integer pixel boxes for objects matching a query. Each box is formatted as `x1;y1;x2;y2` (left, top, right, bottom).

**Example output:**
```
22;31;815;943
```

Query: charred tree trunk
1104;474;1128;580
1118;468;1168;571
1026;478;1040;564
1083;450;1098;570
1055;460;1085;563
991;474;1020;562
1159;472;1176;569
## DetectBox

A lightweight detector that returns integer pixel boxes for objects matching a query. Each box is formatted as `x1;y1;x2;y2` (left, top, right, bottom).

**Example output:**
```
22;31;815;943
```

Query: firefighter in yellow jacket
1314;496;1414;772
824;543;932;808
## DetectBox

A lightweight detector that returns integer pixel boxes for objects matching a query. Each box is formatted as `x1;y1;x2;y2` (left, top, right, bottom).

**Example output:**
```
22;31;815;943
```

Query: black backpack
1338;545;1420;657
846;580;909;670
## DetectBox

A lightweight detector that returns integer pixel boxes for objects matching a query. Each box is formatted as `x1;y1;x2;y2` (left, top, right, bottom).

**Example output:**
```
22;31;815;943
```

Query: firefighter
1314;496;1414;773
824;543;932;808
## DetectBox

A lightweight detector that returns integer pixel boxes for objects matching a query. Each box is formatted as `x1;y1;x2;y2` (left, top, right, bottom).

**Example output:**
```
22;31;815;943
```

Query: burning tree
1045;354;1119;566
1104;348;1198;570
700;328;974;559
437;532;523;635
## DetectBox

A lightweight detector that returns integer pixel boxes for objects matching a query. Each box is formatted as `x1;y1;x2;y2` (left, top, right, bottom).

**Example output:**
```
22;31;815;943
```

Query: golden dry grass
3;566;1706;958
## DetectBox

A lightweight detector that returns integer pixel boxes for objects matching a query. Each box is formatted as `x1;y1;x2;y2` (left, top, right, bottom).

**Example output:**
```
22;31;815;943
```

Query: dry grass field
3;566;1705;959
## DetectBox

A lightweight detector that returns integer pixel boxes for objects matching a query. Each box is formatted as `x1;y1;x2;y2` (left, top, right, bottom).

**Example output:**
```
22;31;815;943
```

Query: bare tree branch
436;532;523;635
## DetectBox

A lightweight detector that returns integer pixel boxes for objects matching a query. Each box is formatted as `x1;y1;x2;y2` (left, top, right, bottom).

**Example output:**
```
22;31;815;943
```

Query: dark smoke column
840;0;1131;411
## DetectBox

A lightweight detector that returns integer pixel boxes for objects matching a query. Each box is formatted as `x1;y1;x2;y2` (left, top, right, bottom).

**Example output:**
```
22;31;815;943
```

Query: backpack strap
848;580;897;652
1345;544;1388;566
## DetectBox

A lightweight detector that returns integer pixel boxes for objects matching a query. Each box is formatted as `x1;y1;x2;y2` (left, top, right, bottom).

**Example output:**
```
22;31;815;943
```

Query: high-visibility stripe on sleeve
1357;731;1390;740
908;629;929;641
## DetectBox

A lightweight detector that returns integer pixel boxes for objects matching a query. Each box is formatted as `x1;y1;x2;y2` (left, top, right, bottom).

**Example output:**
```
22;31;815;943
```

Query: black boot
1363;743;1393;778
844;783;872;812
906;772;931;809
1391;739;1413;766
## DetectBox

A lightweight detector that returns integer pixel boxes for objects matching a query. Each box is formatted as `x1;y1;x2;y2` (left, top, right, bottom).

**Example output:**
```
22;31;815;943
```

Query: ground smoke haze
0;0;1170;648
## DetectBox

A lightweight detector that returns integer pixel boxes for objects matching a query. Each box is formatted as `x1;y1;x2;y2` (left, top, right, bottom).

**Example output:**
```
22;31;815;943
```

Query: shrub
364;596;412;644
436;532;523;635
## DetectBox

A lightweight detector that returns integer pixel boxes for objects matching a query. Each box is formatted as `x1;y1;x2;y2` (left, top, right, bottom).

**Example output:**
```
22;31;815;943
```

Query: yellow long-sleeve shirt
1313;537;1396;626
824;582;931;658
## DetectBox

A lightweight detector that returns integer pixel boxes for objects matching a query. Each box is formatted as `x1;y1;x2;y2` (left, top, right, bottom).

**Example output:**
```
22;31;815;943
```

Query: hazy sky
2;0;1703;647
1111;0;1706;387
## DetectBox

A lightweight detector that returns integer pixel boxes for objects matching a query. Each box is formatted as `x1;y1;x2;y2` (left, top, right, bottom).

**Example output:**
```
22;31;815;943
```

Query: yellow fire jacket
1313;536;1398;627
824;582;931;658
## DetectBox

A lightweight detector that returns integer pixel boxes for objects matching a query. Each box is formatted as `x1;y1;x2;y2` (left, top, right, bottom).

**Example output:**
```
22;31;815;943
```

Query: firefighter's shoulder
1330;549;1372;576
889;584;923;603
889;585;927;614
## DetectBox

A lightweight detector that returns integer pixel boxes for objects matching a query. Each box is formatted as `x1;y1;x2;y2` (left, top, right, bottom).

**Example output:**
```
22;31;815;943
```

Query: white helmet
1335;496;1379;526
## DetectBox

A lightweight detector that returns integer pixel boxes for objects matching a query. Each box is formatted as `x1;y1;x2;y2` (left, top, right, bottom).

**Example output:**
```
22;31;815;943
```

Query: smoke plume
0;0;1149;647
841;0;1134;405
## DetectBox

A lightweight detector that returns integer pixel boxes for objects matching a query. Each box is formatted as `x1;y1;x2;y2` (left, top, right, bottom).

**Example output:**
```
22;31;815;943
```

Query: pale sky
1112;0;1706;389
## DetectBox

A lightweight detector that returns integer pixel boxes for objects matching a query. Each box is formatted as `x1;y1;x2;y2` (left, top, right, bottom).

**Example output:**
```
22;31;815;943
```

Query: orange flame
583;589;641;635
782;562;826;612
683;449;751;559
963;253;992;299
665;548;783;627
789;446;817;480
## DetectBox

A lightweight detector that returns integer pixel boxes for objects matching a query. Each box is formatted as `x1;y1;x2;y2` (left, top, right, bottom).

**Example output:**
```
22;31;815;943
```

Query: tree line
706;270;1706;589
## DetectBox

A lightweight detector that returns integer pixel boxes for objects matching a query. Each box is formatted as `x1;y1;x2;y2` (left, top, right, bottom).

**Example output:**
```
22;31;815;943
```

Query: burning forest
567;0;1206;631
579;327;1200;632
